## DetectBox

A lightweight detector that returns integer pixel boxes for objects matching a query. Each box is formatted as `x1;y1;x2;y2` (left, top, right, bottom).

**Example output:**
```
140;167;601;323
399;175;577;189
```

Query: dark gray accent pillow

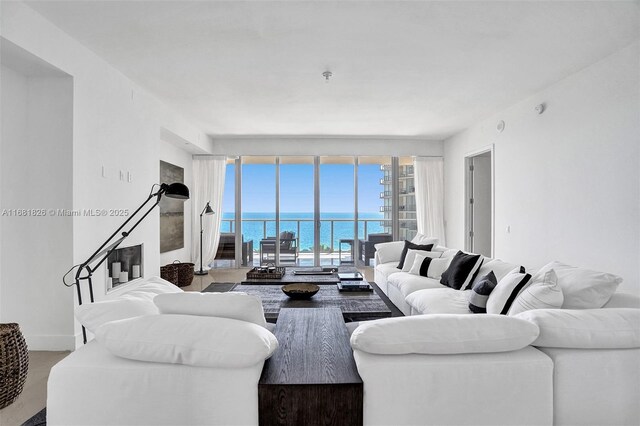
397;241;434;269
468;271;498;314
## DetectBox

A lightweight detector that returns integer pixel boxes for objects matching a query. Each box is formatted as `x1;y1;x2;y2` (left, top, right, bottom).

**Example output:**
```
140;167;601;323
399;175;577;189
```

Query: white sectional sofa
48;277;278;426
359;238;640;426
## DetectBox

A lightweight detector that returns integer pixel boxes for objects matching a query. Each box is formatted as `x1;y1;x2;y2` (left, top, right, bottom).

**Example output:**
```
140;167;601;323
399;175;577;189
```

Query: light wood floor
0;266;374;425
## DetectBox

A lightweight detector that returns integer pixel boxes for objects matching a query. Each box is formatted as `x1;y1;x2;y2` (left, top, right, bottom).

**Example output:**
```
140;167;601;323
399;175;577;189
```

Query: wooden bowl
282;283;320;299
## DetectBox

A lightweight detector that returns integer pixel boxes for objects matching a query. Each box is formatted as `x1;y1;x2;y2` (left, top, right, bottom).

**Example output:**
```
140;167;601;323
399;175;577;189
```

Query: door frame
464;144;495;257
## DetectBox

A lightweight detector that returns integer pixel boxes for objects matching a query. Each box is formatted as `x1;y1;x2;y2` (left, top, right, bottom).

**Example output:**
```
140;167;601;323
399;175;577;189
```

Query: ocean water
221;212;387;251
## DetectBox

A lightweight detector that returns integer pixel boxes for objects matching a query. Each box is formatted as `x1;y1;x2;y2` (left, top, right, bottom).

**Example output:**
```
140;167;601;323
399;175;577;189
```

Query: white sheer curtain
414;157;446;246
192;156;226;268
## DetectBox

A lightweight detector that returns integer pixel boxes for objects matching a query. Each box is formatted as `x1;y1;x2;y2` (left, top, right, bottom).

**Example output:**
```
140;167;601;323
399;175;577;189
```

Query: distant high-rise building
379;163;417;240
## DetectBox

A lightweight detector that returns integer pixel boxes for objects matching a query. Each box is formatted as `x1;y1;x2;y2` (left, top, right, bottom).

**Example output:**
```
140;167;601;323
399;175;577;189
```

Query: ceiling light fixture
322;71;332;82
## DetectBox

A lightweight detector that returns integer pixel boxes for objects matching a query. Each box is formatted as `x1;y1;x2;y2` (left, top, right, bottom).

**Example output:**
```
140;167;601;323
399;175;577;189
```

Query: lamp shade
203;202;214;215
163;182;189;200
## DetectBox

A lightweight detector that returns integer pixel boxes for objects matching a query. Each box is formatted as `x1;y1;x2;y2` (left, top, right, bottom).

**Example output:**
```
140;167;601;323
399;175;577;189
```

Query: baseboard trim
24;334;76;351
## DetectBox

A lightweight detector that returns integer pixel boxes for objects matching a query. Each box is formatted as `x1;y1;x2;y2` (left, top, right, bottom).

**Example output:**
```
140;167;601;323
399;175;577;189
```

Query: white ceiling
26;1;639;138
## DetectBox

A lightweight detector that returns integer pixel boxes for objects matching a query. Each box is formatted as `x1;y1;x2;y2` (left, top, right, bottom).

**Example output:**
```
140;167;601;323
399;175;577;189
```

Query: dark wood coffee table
259;308;363;425
233;282;394;322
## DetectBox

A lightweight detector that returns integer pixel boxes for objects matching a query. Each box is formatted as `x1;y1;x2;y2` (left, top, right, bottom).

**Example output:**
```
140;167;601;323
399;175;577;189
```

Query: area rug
202;282;237;293
21;408;46;426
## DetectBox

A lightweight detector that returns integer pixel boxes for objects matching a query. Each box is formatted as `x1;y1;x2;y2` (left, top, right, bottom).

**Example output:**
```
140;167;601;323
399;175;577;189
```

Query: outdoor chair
260;231;298;265
359;233;393;266
214;233;253;266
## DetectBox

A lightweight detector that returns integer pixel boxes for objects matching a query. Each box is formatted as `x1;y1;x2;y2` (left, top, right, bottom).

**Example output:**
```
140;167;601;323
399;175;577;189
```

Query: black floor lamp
63;182;189;343
195;201;215;275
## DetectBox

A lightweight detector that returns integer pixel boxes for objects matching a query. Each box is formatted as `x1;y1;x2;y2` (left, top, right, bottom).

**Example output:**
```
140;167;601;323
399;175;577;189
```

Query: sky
222;163;383;214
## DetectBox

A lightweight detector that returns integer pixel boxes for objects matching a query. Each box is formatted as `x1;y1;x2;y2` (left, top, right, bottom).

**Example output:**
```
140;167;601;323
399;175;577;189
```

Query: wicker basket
160;264;179;286
173;260;195;287
161;261;195;287
0;323;29;409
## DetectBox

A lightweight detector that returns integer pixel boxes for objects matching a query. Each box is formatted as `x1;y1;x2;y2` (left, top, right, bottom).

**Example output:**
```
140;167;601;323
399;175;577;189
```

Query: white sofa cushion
374;241;405;264
75;276;182;333
508;269;564;316
154;292;267;328
532;261;622;309
376;262;402;282
603;292;640;309
401;249;441;272
405;288;473;315
387;272;445;298
350;314;539;355
515;308;640;349
471;259;522;287
487;268;532;315
95;314;279;368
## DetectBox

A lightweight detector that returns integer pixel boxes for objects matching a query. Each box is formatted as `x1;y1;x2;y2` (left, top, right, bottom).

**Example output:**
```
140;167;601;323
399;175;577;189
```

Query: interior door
469;153;492;256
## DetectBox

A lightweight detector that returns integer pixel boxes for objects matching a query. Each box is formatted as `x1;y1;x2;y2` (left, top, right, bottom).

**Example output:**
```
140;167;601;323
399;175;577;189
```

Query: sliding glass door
241;157;276;266
319;157;355;266
279;157;315;266
225;155;412;268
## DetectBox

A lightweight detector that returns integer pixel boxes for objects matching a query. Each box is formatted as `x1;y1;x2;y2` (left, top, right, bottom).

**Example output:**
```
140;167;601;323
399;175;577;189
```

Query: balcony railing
220;218;393;254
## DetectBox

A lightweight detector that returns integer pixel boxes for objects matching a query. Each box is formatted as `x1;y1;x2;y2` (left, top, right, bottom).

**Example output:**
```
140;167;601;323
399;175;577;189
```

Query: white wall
1;2;209;348
211;136;443;157
444;42;640;294
0;64;75;349
159;138;193;265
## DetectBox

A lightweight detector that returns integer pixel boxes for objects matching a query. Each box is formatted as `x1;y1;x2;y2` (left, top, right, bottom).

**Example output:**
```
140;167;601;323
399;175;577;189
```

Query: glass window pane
320;156;354;266
242;157;276;266
358;156;392;266
279;157;314;266
399;156;417;241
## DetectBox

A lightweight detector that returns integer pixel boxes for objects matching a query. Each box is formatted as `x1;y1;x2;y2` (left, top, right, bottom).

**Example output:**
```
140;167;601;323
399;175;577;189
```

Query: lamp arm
83;195;163;277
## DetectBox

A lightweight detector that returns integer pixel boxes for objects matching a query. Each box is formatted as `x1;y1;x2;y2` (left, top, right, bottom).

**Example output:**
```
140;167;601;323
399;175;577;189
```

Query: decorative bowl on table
282;283;320;299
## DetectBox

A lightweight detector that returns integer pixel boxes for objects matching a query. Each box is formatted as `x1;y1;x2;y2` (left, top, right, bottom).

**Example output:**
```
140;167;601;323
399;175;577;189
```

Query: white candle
112;262;121;278
119;271;128;283
132;265;140;279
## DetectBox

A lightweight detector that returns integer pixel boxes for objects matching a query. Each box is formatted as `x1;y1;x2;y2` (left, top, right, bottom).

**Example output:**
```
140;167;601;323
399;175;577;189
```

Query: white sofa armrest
515;308;640;349
350;314;539;355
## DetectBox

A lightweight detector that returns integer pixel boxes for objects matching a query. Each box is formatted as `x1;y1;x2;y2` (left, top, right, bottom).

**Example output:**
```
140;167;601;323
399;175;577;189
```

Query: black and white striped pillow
486;267;532;315
468;271;498;314
440;251;484;290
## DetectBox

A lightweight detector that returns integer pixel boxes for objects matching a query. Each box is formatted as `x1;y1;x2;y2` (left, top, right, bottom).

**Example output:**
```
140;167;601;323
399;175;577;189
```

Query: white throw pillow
532;261;622;309
408;256;452;279
154;292;267;328
350;314;539;355
75;276;182;333
95;314;279;368
105;276;182;300
515;308;640;349
411;233;439;247
486;268;532;315
403;249;442;273
75;299;158;334
508;270;564;316
374;240;405;264
471;259;522;287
